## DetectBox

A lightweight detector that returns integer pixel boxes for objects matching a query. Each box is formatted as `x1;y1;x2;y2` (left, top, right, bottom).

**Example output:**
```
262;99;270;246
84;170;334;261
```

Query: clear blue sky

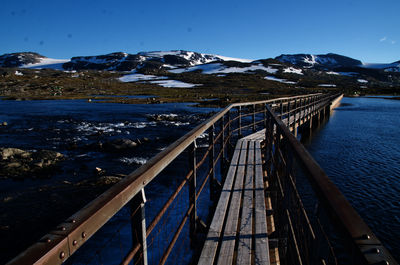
1;0;399;63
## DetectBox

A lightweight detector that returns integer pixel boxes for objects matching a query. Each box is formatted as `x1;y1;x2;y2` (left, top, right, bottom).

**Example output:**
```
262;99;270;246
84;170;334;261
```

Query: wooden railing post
265;113;274;175
188;141;197;244
302;97;305;125
293;99;297;137
252;104;256;132
238;106;242;138
227;110;233;160
287;100;291;128
208;125;217;201
308;96;312;122
264;103;267;129
130;189;148;265
220;115;226;181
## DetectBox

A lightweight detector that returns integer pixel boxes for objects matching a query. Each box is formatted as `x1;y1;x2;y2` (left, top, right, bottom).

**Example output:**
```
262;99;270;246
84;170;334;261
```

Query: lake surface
304;96;400;261
0;100;217;191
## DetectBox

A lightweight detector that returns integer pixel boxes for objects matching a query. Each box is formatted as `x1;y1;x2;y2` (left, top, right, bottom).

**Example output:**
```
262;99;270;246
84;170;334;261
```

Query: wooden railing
8;93;397;265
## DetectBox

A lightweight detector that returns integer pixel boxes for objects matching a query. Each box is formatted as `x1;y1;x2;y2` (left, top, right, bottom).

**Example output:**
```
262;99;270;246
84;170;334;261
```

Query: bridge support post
130;189;148;265
293;99;297;137
252;104;256;132
221;115;227;181
238;106;242;138
189;141;197;246
265;114;274;176
227;110;233;161
326;104;331;118
208;125;218;201
263;103;267;129
287;99;291;129
301;98;305;126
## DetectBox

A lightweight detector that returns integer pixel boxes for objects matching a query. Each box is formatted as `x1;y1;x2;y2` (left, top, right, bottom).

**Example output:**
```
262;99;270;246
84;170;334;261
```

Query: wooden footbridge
9;93;398;265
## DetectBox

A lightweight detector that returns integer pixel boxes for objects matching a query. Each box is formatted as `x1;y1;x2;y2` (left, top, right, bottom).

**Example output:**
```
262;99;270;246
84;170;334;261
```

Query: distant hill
0;52;45;68
275;53;362;70
1;50;399;93
1;50;398;73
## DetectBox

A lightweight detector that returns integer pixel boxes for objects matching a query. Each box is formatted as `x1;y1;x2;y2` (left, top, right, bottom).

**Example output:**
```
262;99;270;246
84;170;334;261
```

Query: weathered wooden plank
198;140;244;265
254;140;270;265
242;129;265;141
216;141;248;265
237;140;255;265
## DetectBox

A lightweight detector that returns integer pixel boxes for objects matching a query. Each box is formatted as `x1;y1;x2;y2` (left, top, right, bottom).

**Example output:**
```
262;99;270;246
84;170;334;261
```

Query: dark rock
103;138;138;152
146;114;179;122
0;147;64;179
95;175;122;186
93;167;105;176
64;52;143;71
1;148;29;160
163;55;190;66
136;61;165;75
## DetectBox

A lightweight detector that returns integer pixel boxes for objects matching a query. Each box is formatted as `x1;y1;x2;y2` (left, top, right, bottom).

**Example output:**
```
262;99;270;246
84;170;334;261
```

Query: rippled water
0;100;216;190
304;97;400;260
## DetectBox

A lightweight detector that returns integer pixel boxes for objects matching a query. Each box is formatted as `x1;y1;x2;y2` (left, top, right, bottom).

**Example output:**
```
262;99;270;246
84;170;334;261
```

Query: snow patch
118;73;168;82
283;67;303;75
169;63;277;75
21;57;70;70
362;62;400;72
149;80;201;88
212;55;254;63
264;76;296;84
169;63;222;74
15;71;23;76
318;84;337;87
357;79;368;83
326;71;340;75
304;55;317;66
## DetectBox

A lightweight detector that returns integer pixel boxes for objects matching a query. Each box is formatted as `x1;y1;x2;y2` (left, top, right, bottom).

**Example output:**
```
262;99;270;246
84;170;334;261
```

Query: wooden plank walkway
197;101;329;264
198;133;274;265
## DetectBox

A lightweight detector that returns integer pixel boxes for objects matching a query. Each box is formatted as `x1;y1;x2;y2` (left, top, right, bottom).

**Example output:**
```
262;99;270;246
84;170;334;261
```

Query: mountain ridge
0;50;399;72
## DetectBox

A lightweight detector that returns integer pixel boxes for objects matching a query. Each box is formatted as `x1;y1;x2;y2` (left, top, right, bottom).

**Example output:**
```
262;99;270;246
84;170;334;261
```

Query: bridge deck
198;132;273;265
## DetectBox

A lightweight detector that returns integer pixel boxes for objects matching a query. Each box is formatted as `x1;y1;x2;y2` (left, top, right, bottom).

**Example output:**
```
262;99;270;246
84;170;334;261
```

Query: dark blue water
0;100;216;190
304;97;400;261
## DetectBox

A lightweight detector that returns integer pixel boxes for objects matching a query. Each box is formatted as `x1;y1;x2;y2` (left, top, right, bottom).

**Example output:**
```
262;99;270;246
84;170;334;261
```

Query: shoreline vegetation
1;67;398;107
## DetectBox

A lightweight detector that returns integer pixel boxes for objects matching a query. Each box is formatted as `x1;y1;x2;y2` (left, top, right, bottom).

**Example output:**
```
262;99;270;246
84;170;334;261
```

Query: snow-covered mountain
361;61;400;72
0;52;69;70
1;51;399;74
0;52;46;68
62;50;254;71
275;53;362;70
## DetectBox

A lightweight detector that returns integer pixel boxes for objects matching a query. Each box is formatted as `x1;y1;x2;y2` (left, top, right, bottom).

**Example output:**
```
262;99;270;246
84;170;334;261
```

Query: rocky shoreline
0;147;64;179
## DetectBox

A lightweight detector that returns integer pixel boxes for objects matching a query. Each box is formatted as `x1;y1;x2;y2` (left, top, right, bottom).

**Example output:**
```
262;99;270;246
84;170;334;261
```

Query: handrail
265;104;398;265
